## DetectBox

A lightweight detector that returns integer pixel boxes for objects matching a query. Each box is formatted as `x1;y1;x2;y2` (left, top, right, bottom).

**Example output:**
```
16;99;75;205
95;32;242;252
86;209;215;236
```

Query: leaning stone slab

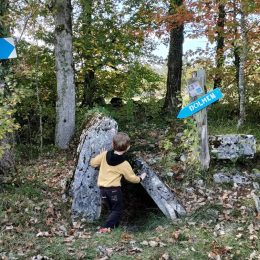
209;135;256;160
135;159;186;219
71;114;118;221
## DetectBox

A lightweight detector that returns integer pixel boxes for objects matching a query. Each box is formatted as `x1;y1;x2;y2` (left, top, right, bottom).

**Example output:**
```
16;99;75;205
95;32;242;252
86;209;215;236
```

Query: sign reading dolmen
177;88;223;119
0;38;17;60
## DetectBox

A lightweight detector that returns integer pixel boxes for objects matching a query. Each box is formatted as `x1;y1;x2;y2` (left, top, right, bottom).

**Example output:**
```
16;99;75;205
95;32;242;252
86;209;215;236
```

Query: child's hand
140;172;147;181
100;147;107;153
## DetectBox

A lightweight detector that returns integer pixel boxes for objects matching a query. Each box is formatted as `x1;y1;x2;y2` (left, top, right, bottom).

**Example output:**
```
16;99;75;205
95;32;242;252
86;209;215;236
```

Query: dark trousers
100;187;123;228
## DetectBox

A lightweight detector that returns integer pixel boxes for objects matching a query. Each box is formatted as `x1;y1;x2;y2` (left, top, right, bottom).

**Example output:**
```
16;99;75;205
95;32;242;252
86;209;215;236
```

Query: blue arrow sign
0;38;17;60
177;88;223;119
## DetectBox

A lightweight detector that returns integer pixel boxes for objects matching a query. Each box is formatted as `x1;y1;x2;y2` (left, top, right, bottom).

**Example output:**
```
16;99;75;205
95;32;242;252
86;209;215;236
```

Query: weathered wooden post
187;69;210;170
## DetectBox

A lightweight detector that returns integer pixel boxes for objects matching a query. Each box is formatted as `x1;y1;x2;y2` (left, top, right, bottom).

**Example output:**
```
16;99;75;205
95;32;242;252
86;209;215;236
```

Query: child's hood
106;150;126;166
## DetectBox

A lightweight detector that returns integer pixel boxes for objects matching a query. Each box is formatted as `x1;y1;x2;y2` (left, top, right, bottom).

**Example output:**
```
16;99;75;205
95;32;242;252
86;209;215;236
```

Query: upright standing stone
71;114;118;221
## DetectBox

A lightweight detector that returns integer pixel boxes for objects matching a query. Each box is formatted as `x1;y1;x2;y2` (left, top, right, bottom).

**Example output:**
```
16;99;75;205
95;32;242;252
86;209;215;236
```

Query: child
90;132;147;233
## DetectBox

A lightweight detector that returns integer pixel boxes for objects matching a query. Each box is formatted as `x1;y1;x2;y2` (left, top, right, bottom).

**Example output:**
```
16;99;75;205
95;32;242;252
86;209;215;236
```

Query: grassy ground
1;153;260;259
1;102;260;259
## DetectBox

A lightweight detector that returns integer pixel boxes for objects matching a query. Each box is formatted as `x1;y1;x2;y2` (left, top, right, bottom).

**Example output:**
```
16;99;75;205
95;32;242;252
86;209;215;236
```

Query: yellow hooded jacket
90;150;141;187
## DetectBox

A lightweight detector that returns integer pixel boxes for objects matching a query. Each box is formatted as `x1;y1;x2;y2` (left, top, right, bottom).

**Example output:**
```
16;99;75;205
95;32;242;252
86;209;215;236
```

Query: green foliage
179;118;202;178
0;75;21;158
13;41;56;146
76;106;112;135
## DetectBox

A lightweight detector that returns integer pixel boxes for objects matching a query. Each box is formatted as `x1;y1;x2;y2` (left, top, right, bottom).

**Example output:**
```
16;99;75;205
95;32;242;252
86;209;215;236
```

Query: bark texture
214;1;226;89
71;114;118;221
80;0;96;107
237;9;247;129
232;0;240;94
0;136;16;176
163;0;184;115
54;0;76;149
188;70;210;170
82;70;95;107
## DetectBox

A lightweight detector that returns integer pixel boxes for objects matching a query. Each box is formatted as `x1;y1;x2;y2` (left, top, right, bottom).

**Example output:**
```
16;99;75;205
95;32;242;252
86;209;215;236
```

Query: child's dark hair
113;132;130;152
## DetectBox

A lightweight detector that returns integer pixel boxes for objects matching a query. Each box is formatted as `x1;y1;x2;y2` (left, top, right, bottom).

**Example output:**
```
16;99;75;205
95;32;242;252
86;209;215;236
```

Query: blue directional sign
177;88;223;119
0;38;17;60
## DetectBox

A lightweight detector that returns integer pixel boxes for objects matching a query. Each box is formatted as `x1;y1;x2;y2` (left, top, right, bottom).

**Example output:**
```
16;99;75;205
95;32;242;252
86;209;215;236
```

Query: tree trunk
54;0;76;149
214;1;225;89
163;0;184;115
82;69;95;107
232;0;240;109
80;0;96;107
234;45;240;95
237;9;247;129
0;0;16;177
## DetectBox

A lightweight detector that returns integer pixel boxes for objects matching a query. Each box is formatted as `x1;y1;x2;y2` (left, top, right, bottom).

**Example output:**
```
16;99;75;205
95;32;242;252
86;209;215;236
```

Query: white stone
209;135;256;160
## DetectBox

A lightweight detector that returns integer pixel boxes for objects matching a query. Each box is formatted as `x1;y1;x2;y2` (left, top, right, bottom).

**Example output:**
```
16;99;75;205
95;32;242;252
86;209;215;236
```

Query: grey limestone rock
213;173;232;183
209;134;256;160
232;174;249;185
71;114;118;221
71;114;186;221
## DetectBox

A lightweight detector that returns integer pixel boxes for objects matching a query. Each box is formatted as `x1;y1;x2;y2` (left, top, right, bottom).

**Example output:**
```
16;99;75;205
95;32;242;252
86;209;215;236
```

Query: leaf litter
1;131;260;259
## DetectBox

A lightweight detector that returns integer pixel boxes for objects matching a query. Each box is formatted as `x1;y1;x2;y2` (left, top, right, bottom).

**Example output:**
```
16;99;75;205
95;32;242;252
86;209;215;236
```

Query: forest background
0;0;260;259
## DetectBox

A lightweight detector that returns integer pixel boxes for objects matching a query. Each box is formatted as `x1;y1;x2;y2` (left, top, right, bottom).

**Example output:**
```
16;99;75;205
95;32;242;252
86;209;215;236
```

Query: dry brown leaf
171;231;180;240
149;241;158;247
46;218;53;226
208;252;221;260
236;233;243;239
249;235;258;240
155;225;165;232
64;236;75;243
36;231;51;237
160;253;169;260
121;232;133;242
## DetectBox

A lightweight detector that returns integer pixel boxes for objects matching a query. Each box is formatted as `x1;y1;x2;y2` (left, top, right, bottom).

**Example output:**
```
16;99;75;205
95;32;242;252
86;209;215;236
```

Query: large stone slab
209;134;256;159
71;114;186;221
135;159;186;219
71;114;118;221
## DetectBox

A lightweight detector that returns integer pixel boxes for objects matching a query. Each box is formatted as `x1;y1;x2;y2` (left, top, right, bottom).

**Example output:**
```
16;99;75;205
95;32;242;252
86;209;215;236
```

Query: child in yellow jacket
90;132;146;233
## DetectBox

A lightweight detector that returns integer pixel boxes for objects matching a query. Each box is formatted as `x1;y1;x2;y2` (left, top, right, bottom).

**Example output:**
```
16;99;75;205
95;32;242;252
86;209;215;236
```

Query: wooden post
187;69;210;170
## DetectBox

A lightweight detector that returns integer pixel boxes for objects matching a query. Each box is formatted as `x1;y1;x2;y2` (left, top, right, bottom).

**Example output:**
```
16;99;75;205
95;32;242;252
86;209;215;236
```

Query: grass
1;161;259;260
207;102;260;152
1;101;260;259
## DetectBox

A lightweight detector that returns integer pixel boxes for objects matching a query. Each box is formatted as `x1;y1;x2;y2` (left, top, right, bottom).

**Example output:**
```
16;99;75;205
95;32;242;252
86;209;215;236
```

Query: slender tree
79;0;96;107
232;0;240;101
237;4;248;128
53;0;76;149
214;0;226;89
163;0;184;115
